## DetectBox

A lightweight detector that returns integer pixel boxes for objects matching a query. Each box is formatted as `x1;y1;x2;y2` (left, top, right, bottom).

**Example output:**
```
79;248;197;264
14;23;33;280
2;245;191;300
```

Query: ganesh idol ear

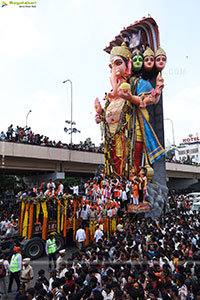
127;58;132;75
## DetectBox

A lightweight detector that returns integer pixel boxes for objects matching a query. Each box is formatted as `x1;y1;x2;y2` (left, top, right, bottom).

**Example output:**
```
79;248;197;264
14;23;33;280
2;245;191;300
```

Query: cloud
164;84;200;144
0;9;40;57
33;89;61;107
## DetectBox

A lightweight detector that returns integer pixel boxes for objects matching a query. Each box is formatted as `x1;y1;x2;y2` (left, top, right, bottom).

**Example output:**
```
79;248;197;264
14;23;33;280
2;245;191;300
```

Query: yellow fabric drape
57;204;61;233
60;205;64;232
19;201;25;234
22;203;29;238
41;202;48;240
36;202;40;223
63;200;67;237
111;217;117;233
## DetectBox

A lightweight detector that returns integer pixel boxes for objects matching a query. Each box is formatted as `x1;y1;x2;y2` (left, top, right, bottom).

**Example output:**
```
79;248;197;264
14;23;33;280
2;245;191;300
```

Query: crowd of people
1;125;199;165
0;174;200;299
1;196;200;299
165;157;198;166
0;125;104;153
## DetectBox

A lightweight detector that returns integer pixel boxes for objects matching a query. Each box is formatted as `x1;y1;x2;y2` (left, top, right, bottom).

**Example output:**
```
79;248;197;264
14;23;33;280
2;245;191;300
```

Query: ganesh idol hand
118;89;133;102
156;74;164;94
94;98;102;114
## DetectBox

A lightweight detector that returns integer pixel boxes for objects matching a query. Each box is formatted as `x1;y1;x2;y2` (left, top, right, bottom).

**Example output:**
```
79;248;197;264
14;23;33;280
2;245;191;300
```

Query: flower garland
19;201;25;234
19;194;83;204
27;204;34;239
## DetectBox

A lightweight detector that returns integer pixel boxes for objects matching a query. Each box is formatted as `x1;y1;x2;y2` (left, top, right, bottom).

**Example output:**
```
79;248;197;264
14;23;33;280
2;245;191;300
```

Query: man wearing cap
20;258;34;289
56;249;66;272
46;234;57;270
8;246;22;293
49;269;59;292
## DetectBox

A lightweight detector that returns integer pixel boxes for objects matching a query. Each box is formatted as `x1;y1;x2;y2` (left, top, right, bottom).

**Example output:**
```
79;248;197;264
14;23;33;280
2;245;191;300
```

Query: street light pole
63;79;73;144
26;110;32;128
165;118;175;146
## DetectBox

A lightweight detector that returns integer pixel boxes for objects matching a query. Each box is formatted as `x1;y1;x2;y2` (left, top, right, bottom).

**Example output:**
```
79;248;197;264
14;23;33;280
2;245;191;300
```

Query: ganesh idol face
131;54;143;72
109;56;127;77
155;55;167;71
143;56;154;71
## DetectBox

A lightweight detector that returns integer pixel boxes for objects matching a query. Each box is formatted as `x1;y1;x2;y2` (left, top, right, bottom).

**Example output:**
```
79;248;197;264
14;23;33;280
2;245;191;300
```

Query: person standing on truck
47;179;56;191
46;234;57;270
44;186;55;197
8;246;22;293
56;181;64;196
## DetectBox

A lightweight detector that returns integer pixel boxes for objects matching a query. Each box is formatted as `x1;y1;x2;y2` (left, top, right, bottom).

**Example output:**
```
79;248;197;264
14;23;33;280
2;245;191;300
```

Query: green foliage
0;175;25;196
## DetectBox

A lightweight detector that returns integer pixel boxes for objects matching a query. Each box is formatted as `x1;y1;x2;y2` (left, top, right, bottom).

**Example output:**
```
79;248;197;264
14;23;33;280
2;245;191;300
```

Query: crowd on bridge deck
1;194;200;299
165;157;198;166
1;125;199;166
0;125;103;153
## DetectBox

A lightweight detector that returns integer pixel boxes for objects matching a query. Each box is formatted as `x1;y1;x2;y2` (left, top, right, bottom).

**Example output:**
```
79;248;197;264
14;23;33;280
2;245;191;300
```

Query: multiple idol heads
131;45;167;74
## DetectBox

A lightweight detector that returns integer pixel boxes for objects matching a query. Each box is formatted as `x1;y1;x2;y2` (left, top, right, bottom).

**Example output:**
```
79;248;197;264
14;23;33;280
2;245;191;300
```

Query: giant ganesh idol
95;18;167;205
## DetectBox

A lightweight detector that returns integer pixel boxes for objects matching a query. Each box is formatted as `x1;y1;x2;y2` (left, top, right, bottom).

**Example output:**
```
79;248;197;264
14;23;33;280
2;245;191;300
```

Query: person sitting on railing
44;186;55;198
0;131;6;141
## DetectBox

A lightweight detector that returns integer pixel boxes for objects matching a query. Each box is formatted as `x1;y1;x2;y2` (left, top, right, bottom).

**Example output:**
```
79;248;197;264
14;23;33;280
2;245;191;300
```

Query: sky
0;0;199;147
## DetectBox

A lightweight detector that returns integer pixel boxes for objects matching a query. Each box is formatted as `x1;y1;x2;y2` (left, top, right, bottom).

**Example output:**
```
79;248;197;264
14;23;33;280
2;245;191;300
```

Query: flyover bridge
0;142;200;181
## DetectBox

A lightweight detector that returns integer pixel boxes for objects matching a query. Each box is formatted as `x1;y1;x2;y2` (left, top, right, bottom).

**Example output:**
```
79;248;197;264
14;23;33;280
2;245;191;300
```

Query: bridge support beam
167;178;200;192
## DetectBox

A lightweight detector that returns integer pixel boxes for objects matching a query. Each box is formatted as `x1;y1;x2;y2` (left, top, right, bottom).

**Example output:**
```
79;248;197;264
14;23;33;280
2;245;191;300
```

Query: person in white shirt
5;222;17;236
122;188;128;210
102;283;114;300
70;184;79;195
56;181;64;196
20;258;34;289
94;225;104;243
47;179;56;191
59;261;68;279
75;224;86;249
56;249;66;272
0;253;9;298
44;187;55;197
81;205;89;227
48;269;59;292
1;218;11;235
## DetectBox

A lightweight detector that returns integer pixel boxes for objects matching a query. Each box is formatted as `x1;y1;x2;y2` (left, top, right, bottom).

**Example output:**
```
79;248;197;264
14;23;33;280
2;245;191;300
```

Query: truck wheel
24;238;44;259
55;234;65;251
